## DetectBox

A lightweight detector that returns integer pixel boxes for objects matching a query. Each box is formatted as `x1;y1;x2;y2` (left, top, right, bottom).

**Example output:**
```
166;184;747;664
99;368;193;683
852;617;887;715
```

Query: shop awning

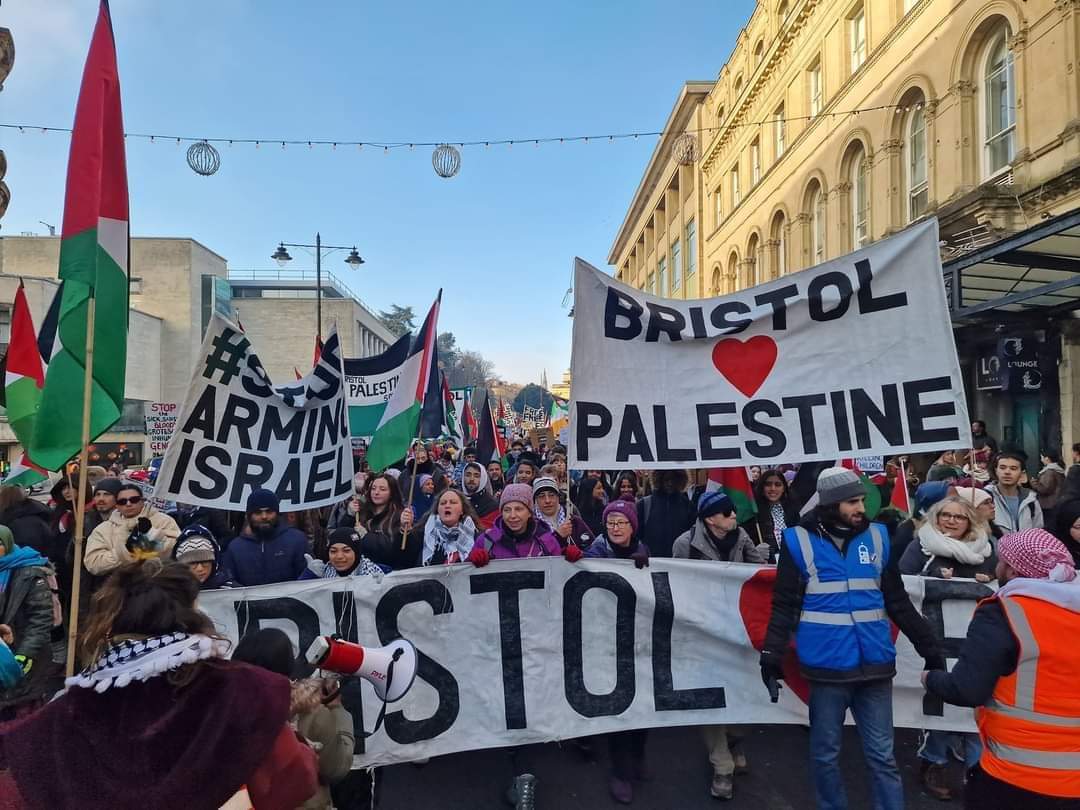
944;207;1080;323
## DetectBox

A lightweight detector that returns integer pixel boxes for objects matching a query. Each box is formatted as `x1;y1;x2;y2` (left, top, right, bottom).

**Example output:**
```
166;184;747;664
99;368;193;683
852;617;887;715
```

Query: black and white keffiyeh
65;632;228;693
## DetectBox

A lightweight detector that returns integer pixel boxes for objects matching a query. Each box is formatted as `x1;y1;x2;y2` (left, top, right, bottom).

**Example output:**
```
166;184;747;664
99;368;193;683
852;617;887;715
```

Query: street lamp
270;233;365;339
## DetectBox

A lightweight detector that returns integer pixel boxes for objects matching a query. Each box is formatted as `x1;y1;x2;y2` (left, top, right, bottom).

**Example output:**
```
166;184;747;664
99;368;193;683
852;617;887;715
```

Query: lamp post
272;233;364;339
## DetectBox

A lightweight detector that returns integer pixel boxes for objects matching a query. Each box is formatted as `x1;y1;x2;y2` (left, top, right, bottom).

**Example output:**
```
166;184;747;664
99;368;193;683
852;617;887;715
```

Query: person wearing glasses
84;483;180;577
898;495;996;800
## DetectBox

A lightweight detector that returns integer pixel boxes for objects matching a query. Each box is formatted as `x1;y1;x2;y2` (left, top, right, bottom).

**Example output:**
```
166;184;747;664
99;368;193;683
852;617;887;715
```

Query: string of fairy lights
0;101;923;179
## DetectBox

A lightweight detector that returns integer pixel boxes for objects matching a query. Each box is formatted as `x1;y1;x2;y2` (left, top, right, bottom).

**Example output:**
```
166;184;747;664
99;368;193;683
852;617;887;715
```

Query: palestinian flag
441;374;462;445
30;0;129;471
366;292;440;471
889;459;911;516
840;459;883;519
460;396;478;446
0;284;48;486
419;334;444;440
475;392;503;463
705;467;757;523
549;397;569;437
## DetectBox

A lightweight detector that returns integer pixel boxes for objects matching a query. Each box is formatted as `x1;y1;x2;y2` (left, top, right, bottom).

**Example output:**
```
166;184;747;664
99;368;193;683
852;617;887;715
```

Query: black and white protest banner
199;557;983;768
343;333;411;447
569;221;971;469
154;314;352;511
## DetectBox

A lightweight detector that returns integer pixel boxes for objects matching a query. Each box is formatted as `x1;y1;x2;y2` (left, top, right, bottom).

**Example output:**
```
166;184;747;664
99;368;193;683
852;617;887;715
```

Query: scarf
917;522;992;566
423;515;477;565
0;545;49;593
65;632;229;693
322;556;383;580
535;504;566;532
769;503;787;545
704;524;740;559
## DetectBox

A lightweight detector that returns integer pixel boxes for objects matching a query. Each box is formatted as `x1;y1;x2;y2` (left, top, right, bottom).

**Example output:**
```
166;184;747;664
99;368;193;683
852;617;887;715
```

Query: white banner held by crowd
154;314;352;511
569;221;971;469
199;557;984;768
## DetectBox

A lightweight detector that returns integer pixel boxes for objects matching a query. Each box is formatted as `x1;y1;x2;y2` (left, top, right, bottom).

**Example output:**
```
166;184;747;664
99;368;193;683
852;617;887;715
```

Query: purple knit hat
500;483;534;510
602;499;638;534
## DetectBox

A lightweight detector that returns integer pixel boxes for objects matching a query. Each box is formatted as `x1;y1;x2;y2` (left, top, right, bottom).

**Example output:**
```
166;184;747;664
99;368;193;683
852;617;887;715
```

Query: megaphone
305;636;418;703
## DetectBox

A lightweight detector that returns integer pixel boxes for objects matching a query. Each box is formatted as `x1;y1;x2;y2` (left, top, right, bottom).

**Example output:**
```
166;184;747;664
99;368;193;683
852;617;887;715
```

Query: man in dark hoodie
221;490;307;586
762;467;945;810
636;470;695;558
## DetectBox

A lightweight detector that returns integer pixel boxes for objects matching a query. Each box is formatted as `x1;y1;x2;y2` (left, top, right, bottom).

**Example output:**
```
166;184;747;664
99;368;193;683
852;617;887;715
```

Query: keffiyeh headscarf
422;515;477;565
65;632;229;693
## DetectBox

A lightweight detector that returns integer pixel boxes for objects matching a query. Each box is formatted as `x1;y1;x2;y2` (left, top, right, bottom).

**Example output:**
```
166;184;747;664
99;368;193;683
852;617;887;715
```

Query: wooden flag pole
401;429;424;551
65;296;96;677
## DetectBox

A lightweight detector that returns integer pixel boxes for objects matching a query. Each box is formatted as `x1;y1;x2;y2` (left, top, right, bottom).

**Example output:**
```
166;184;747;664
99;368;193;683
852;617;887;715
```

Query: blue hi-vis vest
784;523;896;678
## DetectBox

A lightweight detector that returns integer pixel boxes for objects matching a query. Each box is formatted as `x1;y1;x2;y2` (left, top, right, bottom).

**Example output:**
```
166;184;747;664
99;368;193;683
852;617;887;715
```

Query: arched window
727;252;740;294
806;180;826;265
848;146;870;248
717;105;725;125
770;211;787;277
905;103;928;220
734;75;744;96
754;40;765;67
778;1;790;23
711;266;722;296
747;233;760;286
982;25;1015;177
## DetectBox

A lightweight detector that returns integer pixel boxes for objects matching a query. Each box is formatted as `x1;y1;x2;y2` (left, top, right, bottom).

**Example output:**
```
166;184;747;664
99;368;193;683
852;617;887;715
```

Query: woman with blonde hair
899;496;996;800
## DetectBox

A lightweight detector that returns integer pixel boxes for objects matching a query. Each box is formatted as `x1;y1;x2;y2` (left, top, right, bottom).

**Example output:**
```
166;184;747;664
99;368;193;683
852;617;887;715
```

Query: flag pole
401;425;424;551
65;295;96;677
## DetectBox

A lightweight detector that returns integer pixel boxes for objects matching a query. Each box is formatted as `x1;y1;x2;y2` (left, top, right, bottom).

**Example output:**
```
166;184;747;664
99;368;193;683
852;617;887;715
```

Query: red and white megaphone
305;636;418;703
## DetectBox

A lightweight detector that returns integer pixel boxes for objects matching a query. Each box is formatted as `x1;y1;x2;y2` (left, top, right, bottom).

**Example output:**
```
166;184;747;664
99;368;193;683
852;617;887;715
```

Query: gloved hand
759;650;784;700
923;654;947;672
631;548;649;569
124;528;141;554
563;544;584;563
467;547;490;567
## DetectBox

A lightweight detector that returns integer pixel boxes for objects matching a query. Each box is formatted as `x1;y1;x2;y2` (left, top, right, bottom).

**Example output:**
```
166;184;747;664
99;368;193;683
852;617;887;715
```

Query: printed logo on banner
153;314;353;511
568;221;972;469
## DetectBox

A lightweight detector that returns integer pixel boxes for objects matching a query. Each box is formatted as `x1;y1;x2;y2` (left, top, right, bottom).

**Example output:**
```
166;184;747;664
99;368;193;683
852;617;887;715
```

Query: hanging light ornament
671;132;701;166
431;143;461;179
186;140;221;176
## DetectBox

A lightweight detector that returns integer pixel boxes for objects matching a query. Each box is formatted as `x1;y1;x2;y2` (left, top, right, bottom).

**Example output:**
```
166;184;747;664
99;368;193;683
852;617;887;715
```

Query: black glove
630;548;649;569
760;650;784;683
923;654;947;672
125;528;141;553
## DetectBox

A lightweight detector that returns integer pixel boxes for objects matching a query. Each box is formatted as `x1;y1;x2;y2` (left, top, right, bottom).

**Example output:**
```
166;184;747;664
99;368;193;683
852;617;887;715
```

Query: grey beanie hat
816;466;865;506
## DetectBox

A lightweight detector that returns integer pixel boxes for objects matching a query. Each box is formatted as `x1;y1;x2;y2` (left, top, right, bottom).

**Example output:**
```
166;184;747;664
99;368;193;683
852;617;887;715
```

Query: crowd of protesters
0;420;1075;808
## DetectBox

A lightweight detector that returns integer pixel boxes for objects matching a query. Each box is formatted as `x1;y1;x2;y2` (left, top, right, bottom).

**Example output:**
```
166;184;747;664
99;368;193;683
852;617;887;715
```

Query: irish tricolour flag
29;0;129;471
366;293;441;471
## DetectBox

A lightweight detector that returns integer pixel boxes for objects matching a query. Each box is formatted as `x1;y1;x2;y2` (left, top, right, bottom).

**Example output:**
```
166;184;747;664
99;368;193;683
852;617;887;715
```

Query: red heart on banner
711;335;778;397
738;568;811;704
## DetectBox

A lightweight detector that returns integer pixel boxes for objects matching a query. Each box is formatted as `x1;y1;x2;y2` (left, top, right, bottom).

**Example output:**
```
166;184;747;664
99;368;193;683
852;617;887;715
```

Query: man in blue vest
761;466;945;810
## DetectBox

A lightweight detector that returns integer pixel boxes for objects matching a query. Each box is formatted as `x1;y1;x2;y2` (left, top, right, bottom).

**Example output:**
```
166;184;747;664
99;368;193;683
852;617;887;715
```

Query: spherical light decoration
672;132;701;166
432;143;461;179
186;140;221;176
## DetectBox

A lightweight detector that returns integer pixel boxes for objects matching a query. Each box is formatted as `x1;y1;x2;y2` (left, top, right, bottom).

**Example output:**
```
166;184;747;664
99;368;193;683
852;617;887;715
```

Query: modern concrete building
610;0;1080;467
0;235;394;467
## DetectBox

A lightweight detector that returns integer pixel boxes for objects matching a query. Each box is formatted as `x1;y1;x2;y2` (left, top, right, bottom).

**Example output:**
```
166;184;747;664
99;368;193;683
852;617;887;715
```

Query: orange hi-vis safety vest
976;594;1080;798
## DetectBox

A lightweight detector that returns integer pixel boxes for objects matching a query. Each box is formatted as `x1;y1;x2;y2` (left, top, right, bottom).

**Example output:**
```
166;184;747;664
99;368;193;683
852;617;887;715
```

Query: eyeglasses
938;512;969;522
606;520;631;529
116;495;143;506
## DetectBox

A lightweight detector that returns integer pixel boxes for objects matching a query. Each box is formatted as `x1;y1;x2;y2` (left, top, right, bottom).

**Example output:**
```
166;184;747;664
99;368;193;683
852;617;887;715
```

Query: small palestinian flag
706;467;757;524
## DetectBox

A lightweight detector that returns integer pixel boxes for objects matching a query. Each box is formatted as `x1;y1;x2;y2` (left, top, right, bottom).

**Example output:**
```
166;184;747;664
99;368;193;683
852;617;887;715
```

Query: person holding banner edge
762;466;945;810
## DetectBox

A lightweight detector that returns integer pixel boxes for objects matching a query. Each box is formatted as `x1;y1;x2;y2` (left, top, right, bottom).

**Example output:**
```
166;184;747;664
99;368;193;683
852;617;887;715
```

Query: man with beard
462;461;500;530
221;489;307;586
761;467;945;810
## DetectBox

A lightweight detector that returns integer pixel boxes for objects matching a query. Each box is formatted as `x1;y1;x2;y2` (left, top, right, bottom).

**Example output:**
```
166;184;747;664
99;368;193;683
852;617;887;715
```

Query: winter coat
897;527;998;580
1032;464;1067;532
327;497;361;531
741;500;800;562
83;505;181;577
635;491;695;558
0;562;55;710
673;521;769;563
985;483;1043;533
0;500;56;564
475;517;562;559
296;703;355;810
221;522;308;587
584;534;649;562
536;512;595;549
354;509;416;571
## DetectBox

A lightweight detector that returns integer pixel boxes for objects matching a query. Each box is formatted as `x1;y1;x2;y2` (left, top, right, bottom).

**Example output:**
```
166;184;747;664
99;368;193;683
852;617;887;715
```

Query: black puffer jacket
0;562;56;710
0;500;56;564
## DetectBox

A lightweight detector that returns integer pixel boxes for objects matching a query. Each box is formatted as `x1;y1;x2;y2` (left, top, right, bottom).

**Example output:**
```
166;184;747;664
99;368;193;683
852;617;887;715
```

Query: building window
647;271;655;294
778;1;790;22
849;5;867;73
747;234;760;286
714;185;723;226
773;104;786;159
671;239;682;292
731;165;741;208
0;305;9;357
810;185;826;264
734;76;743;98
906;105;928;220
686;220;698;278
658;255;667;296
983;26;1016;178
750;138;762;186
808;60;822;117
754;40;765;67
851;150;870;248
711;267;722;296
771;212;787;277
717;105;725;127
727;254;739;294
130;276;143;294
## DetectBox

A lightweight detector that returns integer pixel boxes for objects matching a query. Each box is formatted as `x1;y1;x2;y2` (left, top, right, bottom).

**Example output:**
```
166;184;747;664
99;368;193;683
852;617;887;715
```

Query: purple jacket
477;517;562;559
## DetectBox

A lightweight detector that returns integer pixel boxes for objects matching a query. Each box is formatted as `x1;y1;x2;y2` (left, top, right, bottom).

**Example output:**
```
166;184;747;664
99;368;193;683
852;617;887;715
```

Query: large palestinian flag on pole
30;0;129;471
366;292;441;471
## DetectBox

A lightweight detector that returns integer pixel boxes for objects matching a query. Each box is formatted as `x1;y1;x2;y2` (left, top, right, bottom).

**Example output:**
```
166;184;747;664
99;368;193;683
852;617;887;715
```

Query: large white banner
154;314;352;511
569;221;970;469
199;558;985;767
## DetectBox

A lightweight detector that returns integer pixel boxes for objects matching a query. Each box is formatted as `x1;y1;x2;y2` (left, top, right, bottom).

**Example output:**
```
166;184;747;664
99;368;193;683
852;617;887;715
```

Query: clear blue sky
1;0;754;385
